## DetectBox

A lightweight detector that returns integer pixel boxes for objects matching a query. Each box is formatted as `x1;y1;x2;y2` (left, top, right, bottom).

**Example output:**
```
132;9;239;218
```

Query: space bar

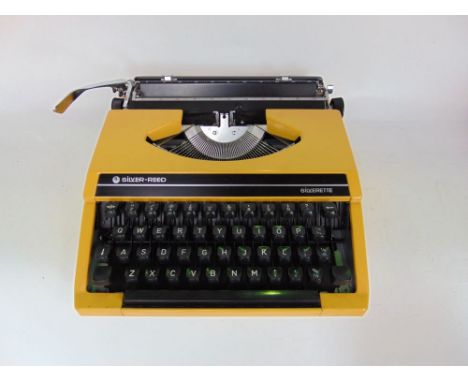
123;290;321;308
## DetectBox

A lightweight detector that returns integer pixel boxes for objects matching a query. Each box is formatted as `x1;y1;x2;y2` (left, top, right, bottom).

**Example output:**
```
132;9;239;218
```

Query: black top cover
128;76;329;124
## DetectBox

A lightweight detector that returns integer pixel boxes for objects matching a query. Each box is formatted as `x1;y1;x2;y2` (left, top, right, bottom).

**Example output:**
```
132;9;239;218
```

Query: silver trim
122;80;134;109
132;95;327;102
54;79;134;113
161;75;177;82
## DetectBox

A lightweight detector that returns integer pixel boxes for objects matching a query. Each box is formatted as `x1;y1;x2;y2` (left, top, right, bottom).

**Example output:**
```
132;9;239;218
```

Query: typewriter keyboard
88;201;355;308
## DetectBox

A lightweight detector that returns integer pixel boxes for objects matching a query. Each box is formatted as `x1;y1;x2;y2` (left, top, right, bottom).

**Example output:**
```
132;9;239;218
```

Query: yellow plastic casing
75;109;369;316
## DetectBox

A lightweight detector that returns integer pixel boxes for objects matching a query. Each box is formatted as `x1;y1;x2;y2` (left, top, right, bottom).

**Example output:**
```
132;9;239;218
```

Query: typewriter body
55;76;369;316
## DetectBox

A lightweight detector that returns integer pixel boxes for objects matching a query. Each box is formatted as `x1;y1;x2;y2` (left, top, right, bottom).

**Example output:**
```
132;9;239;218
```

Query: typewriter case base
74;109;369;316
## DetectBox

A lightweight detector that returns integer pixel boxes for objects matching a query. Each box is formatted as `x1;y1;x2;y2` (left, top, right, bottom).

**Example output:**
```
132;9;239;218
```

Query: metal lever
53;79;134;113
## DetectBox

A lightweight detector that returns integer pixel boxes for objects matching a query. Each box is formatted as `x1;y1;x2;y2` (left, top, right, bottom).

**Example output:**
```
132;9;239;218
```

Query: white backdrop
0;16;467;365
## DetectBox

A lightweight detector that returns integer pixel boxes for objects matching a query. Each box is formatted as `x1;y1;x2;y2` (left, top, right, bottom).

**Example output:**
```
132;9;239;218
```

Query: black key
173;226;187;241
164;203;178;222
227;267;242;284
311;226;327;241
299;203;314;218
277;246;292;265
156;246;171;264
261;203;276;219
212;225;227;241
317;246;332;263
257;246;271;265
288;267;303;284
102;202;119;219
115;245;131;264
193;226;207;241
272;225;287;242
125;202;140;219
205;267;220;284
222;203;237;218
232;225;246;242
99;209;114;229
298;246;313;264
237;246;251;264
124;290;321;308
152;225;168;241
291;225;306;242
186;267;201;284
241;202;256;218
247;267;262;284
166;267;180;285
144;268;159;285
124;267;140;284
322;202;337;218
197;246;212;264
308;267;323;287
217;246;232;264
93;264;112;283
267;267;283;285
112;225;128;241
331;229;346;241
144;202;159;219
252;225;266;241
135;245;151;263
281;203;295;218
176;246;191;264
183;202;199;218
93;243;111;263
203;203;217;218
133;225;147;241
332;266;352;286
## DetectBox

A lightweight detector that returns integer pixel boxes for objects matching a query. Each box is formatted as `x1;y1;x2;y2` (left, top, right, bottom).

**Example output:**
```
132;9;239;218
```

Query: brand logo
147;177;167;183
109;175;168;184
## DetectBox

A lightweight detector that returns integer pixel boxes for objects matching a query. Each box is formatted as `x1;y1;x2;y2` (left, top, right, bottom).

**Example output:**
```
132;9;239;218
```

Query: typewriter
55;76;369;316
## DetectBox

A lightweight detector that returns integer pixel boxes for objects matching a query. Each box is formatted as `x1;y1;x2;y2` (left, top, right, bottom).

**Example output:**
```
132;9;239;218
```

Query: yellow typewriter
55;76;369;316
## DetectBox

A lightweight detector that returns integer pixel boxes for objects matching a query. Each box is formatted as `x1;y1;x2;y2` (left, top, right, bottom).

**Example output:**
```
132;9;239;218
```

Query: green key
334;249;344;266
